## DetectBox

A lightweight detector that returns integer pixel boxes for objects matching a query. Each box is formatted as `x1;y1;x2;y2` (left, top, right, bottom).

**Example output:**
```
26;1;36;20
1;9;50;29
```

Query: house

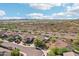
0;47;11;56
38;35;49;43
41;32;52;36
54;39;68;48
2;31;18;38
0;30;8;38
41;35;50;42
2;31;13;36
46;39;68;48
0;30;6;36
22;34;35;43
40;33;52;42
63;52;76;56
0;51;10;56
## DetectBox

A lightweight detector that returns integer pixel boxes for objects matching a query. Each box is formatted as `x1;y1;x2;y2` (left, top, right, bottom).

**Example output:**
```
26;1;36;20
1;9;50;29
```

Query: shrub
7;36;15;42
14;35;22;41
11;48;20;56
49;35;57;43
47;47;69;56
34;38;45;48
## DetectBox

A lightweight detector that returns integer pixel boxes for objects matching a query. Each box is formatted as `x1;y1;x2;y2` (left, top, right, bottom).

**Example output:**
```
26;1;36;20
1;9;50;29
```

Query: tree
14;35;22;44
47;47;69;56
11;48;20;56
47;47;59;56
1;34;8;39
7;35;15;42
47;50;56;56
34;38;45;48
49;35;57;43
14;35;22;41
57;48;69;55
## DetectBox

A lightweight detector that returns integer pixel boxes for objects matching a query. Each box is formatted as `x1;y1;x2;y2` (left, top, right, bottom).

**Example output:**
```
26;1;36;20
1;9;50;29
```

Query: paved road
1;41;44;56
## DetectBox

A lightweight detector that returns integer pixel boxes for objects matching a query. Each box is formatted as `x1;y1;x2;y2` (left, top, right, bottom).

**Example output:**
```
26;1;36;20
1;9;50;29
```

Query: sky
0;3;79;19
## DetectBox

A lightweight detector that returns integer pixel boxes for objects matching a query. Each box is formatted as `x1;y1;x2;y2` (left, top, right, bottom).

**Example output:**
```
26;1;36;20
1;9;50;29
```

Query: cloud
26;13;44;19
26;13;53;19
69;3;79;11
65;3;79;16
26;12;69;19
0;10;6;16
52;12;65;16
26;12;78;19
29;3;61;10
51;3;79;18
27;13;44;17
52;12;73;17
0;17;25;19
51;12;76;19
26;3;79;19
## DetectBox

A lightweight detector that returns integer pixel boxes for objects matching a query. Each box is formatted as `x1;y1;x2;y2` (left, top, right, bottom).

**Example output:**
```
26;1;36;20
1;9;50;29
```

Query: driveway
1;41;44;56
